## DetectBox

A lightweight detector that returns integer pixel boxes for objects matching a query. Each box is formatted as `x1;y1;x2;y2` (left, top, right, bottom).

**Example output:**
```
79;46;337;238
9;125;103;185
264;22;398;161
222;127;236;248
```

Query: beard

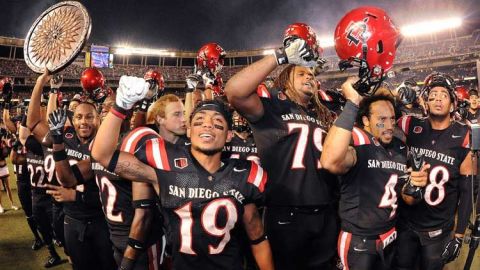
192;144;223;156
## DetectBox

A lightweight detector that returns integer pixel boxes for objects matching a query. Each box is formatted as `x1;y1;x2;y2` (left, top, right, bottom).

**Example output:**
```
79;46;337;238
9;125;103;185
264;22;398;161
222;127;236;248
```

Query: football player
395;72;477;270
91;77;274;270
225;22;338;269
27;70;116;270
321;78;426;269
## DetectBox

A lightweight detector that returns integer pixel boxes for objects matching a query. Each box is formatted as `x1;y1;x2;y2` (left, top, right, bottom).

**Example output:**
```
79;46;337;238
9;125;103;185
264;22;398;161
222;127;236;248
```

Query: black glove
403;150;425;200
441;236;463;263
48;109;67;144
2;82;12;107
396;80;418;106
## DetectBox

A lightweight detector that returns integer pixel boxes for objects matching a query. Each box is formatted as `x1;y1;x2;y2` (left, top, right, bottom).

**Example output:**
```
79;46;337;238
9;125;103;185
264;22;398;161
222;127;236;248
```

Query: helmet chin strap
338;34;385;97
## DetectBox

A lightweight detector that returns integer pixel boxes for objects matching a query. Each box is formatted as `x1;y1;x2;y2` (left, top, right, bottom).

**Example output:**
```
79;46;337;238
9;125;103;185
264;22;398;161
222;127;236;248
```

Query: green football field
0;162;479;269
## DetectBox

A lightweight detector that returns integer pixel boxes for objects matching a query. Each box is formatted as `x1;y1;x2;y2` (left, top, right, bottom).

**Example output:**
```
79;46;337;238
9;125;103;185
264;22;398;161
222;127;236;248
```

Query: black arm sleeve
25;135;44;156
455;175;474;234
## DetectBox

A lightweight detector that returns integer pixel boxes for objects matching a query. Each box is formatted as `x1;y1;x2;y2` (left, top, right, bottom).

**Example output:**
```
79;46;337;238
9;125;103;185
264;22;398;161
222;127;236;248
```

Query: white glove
275;38;318;67
202;73;215;88
116;76;149;110
186;73;202;90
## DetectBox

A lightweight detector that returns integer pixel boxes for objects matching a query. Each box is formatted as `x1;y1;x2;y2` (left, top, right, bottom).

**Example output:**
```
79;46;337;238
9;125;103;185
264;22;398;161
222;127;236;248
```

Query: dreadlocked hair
273;64;333;128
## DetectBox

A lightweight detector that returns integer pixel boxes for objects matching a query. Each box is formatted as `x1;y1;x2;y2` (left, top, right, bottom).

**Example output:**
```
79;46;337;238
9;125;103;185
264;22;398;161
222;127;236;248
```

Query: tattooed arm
243;203;274;270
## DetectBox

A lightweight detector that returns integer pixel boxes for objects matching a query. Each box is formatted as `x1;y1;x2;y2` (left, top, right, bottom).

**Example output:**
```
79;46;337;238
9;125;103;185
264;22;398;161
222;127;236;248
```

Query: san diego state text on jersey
248;92;337;206
137;137;267;270
339;127;408;236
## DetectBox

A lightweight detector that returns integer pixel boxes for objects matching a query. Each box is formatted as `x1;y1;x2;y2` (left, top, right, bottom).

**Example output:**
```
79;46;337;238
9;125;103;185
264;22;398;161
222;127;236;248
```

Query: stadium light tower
400;17;462;37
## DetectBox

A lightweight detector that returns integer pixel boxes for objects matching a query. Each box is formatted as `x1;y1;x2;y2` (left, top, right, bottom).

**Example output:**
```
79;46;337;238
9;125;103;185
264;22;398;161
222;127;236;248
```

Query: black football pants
394;226;451;270
32;192;54;245
64;215;116;270
264;205;338;270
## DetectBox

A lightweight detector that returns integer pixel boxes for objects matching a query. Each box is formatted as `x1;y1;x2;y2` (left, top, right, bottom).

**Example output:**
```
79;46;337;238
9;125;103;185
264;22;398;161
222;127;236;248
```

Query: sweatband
127;238;146;251
107;150;121;172
334;100;359;131
53;150;67;162
111;104;128;120
132;199;156;209
71;164;85;185
250;233;268;245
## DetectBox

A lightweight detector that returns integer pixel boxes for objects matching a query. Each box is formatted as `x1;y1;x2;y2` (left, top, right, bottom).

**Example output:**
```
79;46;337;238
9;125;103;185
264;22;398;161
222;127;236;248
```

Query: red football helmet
334;6;401;95
455;86;469;101
212;75;224;97
284;23;322;61
57;92;64;107
81;68;105;94
144;69;165;91
0;77;13;94
196;43;226;76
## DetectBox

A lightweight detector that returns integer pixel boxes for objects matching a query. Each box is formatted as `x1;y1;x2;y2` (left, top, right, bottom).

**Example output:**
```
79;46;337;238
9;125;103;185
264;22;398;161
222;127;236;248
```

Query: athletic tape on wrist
334;100;359;131
107;150;121;172
52;150;67;162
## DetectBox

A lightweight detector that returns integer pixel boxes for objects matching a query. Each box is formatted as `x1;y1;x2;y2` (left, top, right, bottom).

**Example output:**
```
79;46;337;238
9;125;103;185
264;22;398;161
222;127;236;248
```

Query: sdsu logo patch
174;158;188;169
65;133;74;139
413;126;423;134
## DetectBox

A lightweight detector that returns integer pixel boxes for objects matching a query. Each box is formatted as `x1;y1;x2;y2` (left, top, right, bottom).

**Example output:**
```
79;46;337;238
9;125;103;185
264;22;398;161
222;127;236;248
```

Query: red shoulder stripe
318;90;332;102
121;127;159;153
398;116;412;135
352;127;371;146
462;130;470;148
247;162;267;192
145;138;171;171
256;84;271;98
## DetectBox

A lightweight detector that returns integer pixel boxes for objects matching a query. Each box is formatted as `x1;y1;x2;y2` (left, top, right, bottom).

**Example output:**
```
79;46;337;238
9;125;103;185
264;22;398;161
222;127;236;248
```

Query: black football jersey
397;116;470;231
136;137;267;270
25;135;49;194
42;146;62;186
466;110;480;124
339;127;408;236
247;91;337;206
13;144;29;183
61;126;104;219
222;134;260;164
93;127;160;241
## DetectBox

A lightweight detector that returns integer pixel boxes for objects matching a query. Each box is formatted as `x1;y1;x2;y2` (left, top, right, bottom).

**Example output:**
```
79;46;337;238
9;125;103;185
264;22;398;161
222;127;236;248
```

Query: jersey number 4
379;174;398;218
174;198;238;255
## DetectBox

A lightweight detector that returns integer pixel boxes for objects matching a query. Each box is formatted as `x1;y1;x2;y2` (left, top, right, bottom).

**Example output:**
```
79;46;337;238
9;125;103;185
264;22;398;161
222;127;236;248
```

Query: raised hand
116;76;150;110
